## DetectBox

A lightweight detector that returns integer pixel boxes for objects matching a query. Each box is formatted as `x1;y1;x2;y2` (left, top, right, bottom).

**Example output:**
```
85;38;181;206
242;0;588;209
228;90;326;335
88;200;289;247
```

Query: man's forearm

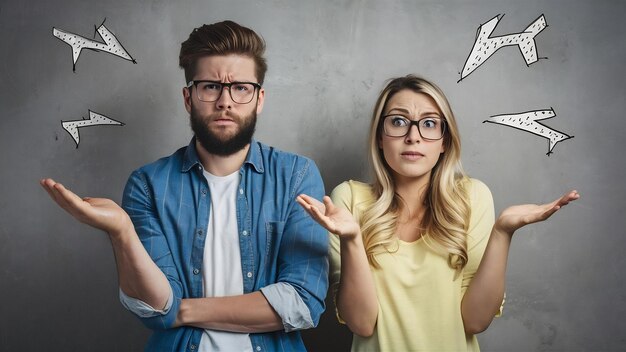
110;228;171;311
175;291;283;333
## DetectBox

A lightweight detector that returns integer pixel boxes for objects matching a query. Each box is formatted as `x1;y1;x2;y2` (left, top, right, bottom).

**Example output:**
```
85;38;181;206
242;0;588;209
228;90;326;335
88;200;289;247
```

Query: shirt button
246;272;252;278
190;344;197;350
201;189;207;195
242;230;248;236
197;230;203;236
239;188;244;194
256;346;261;351
193;268;200;275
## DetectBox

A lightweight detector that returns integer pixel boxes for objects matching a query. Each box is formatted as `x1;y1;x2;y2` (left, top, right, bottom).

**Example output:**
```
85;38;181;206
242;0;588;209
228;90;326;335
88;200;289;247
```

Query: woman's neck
392;173;431;241
393;171;430;219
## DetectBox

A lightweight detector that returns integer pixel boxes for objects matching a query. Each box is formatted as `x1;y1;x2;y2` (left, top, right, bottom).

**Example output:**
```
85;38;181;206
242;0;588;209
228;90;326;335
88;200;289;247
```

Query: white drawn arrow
62;110;124;148
484;108;573;155
53;19;136;71
459;14;547;82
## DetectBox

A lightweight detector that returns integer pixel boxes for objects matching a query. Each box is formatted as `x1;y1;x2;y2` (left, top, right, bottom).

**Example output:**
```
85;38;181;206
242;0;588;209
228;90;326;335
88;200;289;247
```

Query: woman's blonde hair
361;75;471;269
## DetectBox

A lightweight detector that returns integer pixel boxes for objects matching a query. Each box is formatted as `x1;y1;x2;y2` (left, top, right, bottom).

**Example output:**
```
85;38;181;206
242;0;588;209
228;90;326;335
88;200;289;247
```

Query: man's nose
215;86;233;109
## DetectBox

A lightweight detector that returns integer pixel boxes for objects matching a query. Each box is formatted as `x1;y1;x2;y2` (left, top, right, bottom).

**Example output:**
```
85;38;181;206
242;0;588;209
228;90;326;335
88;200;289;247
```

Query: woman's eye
390;117;408;127
421;119;437;129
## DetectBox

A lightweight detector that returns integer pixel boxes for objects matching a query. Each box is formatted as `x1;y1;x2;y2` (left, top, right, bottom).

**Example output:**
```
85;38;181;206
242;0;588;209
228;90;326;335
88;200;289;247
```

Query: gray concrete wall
1;0;623;350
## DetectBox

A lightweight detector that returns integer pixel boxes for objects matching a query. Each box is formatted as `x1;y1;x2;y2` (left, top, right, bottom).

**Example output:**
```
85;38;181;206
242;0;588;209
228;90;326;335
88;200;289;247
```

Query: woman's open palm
296;194;361;238
496;190;580;234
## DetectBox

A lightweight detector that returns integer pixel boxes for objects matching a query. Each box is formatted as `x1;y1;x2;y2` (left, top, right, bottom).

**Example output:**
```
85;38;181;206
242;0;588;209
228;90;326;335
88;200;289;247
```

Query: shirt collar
181;137;264;174
244;139;264;173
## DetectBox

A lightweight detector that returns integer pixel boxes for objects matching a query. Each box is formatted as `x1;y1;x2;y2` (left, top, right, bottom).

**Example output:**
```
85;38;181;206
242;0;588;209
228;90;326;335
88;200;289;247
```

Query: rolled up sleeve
121;170;184;330
271;158;329;330
260;282;313;332
119;287;174;318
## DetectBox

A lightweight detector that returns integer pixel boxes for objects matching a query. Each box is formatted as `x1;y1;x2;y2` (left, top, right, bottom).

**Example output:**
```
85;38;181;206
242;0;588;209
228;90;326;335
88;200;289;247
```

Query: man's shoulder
131;145;189;177
256;141;311;160
254;141;317;170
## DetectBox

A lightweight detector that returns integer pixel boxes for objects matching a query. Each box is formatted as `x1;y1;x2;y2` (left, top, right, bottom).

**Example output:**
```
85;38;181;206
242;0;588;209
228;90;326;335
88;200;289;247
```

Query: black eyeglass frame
381;114;447;141
186;80;262;104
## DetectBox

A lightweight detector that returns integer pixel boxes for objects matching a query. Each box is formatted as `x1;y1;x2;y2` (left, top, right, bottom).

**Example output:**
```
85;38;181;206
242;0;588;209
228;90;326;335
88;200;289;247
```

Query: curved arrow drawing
62;110;124;148
459;14;547;82
483;108;573;155
53;19;136;71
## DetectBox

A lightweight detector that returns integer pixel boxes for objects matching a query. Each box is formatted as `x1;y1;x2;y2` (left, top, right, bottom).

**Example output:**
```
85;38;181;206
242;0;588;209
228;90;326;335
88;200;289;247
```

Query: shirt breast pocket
264;221;285;267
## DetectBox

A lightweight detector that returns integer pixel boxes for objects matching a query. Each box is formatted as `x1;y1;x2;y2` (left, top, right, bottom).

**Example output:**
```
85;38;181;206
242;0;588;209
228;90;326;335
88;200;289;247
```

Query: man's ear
256;88;265;114
183;87;192;113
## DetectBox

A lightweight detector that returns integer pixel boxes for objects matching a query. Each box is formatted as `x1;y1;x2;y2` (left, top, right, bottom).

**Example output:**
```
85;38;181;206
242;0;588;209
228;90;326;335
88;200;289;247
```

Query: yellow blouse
329;178;499;352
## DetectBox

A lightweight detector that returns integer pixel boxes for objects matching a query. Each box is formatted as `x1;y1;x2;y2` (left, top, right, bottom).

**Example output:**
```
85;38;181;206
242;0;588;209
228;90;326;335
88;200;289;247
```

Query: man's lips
211;116;236;126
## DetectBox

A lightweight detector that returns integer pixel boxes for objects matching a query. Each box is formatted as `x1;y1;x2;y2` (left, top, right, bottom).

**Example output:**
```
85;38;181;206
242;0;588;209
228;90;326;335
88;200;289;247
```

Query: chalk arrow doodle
53;20;136;71
62;110;124;148
459;14;547;82
484;109;573;155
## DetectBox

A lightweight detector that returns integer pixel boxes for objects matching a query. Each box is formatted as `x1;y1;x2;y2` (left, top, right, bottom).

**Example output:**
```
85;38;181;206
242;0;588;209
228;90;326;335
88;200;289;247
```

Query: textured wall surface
1;0;624;350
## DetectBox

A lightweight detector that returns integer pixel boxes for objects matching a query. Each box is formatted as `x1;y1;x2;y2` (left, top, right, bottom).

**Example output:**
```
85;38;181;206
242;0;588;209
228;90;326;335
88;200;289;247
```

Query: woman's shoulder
332;180;374;198
331;180;376;211
461;177;493;203
462;178;496;250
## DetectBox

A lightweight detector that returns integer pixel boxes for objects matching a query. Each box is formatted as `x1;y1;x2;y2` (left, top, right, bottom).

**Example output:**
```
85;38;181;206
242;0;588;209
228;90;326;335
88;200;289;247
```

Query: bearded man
41;20;328;352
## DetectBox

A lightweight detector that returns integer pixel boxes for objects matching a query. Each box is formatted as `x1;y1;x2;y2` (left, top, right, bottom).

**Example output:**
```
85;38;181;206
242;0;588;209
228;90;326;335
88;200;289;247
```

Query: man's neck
195;140;250;176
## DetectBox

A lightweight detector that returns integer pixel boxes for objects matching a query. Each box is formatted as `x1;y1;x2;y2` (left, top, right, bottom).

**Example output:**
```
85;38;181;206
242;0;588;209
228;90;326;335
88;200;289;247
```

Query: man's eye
232;84;250;92
201;83;222;91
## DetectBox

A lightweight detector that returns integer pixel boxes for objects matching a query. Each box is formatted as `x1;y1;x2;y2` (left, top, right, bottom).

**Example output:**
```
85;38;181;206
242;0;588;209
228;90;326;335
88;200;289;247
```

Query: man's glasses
187;80;262;104
382;114;446;140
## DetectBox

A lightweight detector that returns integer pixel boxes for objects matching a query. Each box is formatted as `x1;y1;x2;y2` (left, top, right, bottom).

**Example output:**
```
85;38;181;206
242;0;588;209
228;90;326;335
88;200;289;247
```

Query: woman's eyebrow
386;107;411;114
386;107;442;117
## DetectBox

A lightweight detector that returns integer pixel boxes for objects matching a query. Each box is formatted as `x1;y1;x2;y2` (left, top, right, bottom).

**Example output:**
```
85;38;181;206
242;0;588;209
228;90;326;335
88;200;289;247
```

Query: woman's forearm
336;233;379;337
460;226;511;334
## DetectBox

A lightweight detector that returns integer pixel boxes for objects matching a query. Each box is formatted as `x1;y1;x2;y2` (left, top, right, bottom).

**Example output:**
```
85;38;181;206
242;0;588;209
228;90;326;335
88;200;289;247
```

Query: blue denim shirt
120;139;329;352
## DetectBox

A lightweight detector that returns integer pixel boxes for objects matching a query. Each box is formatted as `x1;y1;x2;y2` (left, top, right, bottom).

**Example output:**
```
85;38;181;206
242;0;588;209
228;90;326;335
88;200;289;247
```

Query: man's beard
190;107;257;157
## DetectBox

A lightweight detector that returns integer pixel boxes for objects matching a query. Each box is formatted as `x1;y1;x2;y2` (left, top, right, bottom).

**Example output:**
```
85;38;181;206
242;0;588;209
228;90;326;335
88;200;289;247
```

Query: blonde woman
297;75;579;351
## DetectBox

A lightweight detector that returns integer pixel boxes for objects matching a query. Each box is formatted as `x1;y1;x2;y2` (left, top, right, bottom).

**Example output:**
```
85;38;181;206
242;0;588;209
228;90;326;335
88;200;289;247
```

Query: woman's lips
401;151;424;160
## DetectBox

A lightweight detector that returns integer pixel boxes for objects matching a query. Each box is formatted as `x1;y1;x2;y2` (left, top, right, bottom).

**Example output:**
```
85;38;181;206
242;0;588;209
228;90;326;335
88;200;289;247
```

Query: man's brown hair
179;20;267;85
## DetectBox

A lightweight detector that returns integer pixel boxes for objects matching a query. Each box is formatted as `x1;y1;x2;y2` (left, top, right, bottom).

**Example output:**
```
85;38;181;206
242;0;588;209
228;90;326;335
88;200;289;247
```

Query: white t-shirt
199;170;252;352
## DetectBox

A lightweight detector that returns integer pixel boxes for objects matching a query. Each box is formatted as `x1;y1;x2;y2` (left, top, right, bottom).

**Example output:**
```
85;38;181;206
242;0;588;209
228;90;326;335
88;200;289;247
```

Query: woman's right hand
296;194;361;239
40;178;133;238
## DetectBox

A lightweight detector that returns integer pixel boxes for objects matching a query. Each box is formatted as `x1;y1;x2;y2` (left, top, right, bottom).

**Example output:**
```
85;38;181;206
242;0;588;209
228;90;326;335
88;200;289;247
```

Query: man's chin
213;136;243;146
196;132;253;157
210;132;239;143
190;109;257;157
